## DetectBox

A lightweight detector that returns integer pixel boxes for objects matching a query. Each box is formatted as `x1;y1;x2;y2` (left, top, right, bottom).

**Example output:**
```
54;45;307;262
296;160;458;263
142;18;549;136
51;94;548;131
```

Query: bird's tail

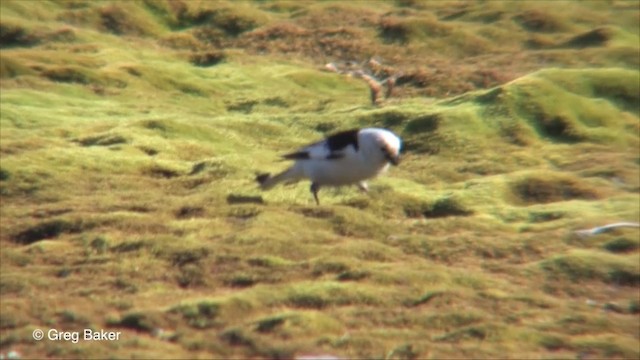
256;167;300;190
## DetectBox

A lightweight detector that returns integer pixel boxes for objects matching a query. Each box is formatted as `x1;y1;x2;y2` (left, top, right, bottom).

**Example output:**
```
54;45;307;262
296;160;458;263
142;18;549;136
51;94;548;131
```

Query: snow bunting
256;128;402;205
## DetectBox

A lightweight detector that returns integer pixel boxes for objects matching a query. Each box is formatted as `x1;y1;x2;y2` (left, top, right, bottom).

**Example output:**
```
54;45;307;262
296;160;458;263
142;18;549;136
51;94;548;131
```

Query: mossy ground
1;1;639;359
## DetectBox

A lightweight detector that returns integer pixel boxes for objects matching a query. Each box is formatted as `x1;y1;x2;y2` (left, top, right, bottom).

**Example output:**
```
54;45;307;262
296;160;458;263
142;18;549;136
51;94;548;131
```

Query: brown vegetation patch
359;110;411;129
404;113;441;133
511;174;601;204
238;24;368;60
0;22;40;47
0;22;75;48
13;219;90;245
533;114;585;143
99;5;148;36
41;66;94;84
189;160;233;178
401;130;453;155
109;311;165;333
513;10;565;33
498;120;533;146
226;100;258;113
77;133;128;147
561;27;613;48
378;15;452;44
169;301;221;329
603;237;639;254
175;206;206;219
159;33;204;51
227;194;264;205
167;247;210;267
111;240;147;254
145;165;182;179
404;197;473;218
228;206;261;220
255;315;286;333
0;168;10;181
189;50;225;67
209;8;264;36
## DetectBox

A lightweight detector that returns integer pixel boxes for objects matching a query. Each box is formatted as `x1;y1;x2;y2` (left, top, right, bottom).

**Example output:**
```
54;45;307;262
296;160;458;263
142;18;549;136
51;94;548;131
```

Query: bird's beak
386;152;401;166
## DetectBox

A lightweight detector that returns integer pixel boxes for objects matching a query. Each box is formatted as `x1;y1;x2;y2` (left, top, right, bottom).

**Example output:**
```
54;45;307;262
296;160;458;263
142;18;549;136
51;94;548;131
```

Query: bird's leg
357;181;369;193
310;182;321;205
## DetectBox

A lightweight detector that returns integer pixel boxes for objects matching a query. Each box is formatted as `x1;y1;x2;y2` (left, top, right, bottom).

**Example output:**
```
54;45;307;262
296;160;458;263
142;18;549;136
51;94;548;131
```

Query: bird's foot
310;182;321;205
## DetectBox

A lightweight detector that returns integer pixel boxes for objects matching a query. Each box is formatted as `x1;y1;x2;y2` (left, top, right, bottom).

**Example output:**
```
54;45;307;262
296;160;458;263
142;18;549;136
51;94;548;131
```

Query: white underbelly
301;158;387;186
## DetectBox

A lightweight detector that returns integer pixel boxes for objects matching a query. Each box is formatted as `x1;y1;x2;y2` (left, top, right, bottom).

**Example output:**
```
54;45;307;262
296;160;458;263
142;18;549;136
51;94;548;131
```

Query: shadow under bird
256;128;402;205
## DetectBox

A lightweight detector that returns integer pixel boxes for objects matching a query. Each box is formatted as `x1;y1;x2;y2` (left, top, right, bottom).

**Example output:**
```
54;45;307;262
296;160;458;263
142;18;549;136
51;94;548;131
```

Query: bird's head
362;128;402;166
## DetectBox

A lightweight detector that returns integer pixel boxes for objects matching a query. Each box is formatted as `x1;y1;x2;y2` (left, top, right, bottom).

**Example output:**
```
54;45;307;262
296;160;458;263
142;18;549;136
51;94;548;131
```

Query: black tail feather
256;173;271;185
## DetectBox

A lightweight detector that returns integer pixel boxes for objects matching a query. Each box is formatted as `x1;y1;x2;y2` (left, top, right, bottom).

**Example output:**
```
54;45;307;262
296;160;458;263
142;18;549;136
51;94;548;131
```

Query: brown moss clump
158;33;205;51
533;113;585;143
189;50;225;67
175;206;206;219
41;66;93;84
0;23;75;48
13;219;91;245
511;174;601;205
561;27;613;48
513;10;565;33
0;22;40;47
236;22;366;60
418;197;473;218
405;113;442;133
99;5;150;36
145;165;182;179
378;15;452;44
0;55;37;78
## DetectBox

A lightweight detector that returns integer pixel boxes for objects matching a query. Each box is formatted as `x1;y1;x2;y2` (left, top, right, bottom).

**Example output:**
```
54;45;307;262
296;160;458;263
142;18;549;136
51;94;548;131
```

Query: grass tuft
13;219;87;244
561;27;613;48
510;173;600;204
77;133;128;147
189;50;225;67
513;9;565;32
255;314;287;333
602;237;639;253
109;311;164;333
170;301;221;329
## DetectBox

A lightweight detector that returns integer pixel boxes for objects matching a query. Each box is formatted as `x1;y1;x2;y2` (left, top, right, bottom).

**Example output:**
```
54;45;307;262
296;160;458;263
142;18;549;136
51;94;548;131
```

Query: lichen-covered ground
1;1;638;359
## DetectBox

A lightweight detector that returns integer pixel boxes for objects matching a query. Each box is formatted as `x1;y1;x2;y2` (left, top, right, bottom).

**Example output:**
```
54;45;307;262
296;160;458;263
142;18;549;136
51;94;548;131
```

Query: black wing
281;128;360;161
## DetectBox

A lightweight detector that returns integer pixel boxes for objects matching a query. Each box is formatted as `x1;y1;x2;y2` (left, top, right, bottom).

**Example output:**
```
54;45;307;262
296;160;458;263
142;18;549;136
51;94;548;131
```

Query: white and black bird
256;128;402;205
